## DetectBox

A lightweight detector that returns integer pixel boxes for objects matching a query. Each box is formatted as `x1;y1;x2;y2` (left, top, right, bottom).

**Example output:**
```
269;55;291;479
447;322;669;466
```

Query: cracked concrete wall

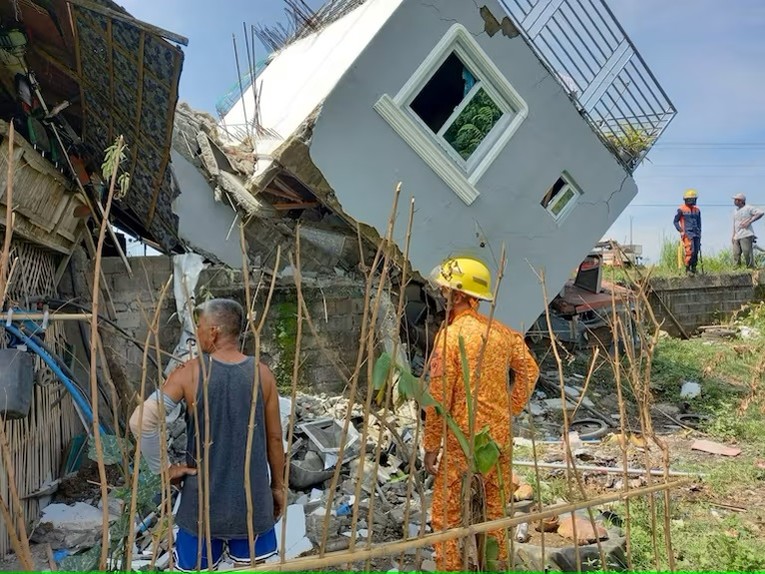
308;0;638;332
171;149;245;268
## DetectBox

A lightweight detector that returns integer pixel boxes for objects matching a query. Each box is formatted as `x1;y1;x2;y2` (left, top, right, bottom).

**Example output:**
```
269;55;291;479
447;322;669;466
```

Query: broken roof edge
251;113;424;287
219;0;405;154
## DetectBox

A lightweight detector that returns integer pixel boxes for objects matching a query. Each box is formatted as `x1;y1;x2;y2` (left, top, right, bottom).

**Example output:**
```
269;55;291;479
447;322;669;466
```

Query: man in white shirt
732;193;764;268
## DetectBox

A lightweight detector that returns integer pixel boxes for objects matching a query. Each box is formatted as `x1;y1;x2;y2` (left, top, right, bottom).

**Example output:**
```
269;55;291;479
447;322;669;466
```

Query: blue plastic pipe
3;322;106;435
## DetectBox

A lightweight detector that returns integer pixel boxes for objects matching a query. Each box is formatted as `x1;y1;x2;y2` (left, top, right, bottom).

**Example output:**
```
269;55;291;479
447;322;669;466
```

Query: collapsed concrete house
211;0;676;334
0;0;676;560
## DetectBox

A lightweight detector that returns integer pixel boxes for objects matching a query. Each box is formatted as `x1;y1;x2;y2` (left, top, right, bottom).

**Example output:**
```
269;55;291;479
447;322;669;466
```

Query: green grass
620;497;765;571
616;301;765;570
528;293;765;570
599;237;765;284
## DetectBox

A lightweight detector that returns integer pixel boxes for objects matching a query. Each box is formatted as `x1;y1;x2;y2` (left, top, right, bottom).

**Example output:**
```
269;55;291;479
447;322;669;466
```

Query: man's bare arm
128;359;197;475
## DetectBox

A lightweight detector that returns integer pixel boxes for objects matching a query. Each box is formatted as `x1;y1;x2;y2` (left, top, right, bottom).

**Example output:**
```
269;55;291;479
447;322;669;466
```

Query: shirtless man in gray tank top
129;298;285;570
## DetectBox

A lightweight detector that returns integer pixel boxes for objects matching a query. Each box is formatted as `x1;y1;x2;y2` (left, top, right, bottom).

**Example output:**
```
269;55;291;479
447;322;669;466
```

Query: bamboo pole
0;491;32;570
0;122;15;301
1;313;93;321
279;246;301;564
510;460;702;477
123;277;172;568
0;121;34;571
247;478;692;572
363;196;415;571
535;269;585;570
89;135;125;570
0;428;34;570
317;208;390;555
348;184;401;553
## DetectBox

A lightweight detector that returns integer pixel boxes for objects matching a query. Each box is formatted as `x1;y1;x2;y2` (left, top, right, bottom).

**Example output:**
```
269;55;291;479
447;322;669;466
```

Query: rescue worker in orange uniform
673;189;702;275
423;256;540;571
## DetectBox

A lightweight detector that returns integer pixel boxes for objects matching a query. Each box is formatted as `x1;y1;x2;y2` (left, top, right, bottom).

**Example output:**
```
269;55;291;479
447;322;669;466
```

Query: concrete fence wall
64;255;368;415
648;271;765;336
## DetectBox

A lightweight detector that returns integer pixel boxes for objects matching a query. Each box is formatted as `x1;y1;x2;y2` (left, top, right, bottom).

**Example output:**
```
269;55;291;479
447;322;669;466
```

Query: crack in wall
578;173;632;216
420;1;486;38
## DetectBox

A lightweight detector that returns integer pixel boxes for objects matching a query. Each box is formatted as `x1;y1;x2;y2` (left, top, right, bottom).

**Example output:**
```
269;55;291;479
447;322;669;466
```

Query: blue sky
122;0;765;262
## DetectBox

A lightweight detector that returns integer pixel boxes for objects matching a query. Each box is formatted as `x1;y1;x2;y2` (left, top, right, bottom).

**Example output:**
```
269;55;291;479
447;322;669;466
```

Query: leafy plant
101;139;131;199
87;433;126;466
605;126;654;164
61;435;162;571
373;334;505;570
59;543;102;571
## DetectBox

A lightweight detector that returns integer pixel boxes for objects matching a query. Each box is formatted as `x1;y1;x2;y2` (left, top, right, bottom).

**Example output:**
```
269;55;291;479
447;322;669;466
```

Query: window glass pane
410;53;474;133
551;187;575;216
442;88;503;160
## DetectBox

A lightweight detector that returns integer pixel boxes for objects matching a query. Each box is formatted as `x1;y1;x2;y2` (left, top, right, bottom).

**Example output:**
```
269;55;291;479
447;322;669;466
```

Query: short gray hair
198;298;244;338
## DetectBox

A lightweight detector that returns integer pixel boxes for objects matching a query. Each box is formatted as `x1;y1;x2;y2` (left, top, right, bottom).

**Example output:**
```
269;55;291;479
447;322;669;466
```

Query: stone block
510;527;626;572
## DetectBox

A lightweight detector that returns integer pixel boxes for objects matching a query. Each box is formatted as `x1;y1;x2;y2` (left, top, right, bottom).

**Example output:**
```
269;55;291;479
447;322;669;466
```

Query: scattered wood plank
707;501;746;513
273;201;319;211
691;439;741;457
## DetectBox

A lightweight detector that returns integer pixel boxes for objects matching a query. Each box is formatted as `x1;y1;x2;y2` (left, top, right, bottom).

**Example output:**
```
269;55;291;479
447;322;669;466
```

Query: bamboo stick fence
0;242;81;556
0;122;693;573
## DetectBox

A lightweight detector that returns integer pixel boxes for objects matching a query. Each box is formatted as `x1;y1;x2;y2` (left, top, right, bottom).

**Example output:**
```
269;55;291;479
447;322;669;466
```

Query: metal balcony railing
500;0;676;172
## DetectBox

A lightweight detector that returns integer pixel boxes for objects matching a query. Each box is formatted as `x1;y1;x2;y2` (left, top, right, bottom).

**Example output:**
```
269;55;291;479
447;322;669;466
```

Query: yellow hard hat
683;189;698;199
431;256;494;302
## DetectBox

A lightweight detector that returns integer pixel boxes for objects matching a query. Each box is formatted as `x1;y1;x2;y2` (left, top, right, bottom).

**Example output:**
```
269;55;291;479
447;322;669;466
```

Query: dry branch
89;134;126;570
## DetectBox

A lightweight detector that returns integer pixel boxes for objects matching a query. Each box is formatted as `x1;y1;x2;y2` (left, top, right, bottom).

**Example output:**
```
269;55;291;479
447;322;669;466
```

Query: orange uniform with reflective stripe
424;307;539;571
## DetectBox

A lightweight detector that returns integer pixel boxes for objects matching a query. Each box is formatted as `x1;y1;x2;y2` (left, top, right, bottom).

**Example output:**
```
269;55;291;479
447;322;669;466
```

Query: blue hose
3;322;106;434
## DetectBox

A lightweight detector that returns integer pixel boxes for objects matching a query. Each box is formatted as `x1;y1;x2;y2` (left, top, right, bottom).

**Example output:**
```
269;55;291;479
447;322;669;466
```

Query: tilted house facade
220;0;675;332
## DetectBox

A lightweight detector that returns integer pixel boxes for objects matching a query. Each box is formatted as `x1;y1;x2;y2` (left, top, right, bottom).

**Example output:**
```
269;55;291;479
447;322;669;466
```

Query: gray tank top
175;355;274;538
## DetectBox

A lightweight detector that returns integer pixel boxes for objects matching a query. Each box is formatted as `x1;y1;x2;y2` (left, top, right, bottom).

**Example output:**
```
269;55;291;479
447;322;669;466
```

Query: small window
410;53;505;162
541;175;581;221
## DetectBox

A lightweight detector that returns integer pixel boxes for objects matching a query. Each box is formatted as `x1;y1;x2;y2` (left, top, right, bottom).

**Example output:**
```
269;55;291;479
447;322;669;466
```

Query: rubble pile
18;386;636;571
277;393;432;555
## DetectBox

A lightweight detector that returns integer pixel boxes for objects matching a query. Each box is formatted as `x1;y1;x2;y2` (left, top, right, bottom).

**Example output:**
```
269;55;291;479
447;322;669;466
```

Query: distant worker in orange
673;189;702;275
423;256;540;571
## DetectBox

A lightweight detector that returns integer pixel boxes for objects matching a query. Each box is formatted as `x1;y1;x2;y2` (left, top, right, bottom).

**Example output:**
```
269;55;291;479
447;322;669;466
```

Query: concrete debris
97;495;125;519
277;392;429;550
515;521;531;543
557;515;609;545
680;381;702;399
513;484;534;501
738;325;760;339
32;502;112;550
268;505;314;561
300;417;361;455
527;401;546;416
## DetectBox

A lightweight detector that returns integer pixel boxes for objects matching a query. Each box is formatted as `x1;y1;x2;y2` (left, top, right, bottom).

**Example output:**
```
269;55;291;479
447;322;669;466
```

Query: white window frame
374;24;528;206
543;173;582;223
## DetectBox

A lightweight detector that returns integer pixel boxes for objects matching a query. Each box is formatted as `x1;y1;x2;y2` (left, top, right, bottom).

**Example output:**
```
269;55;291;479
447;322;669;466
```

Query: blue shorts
173;526;277;571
